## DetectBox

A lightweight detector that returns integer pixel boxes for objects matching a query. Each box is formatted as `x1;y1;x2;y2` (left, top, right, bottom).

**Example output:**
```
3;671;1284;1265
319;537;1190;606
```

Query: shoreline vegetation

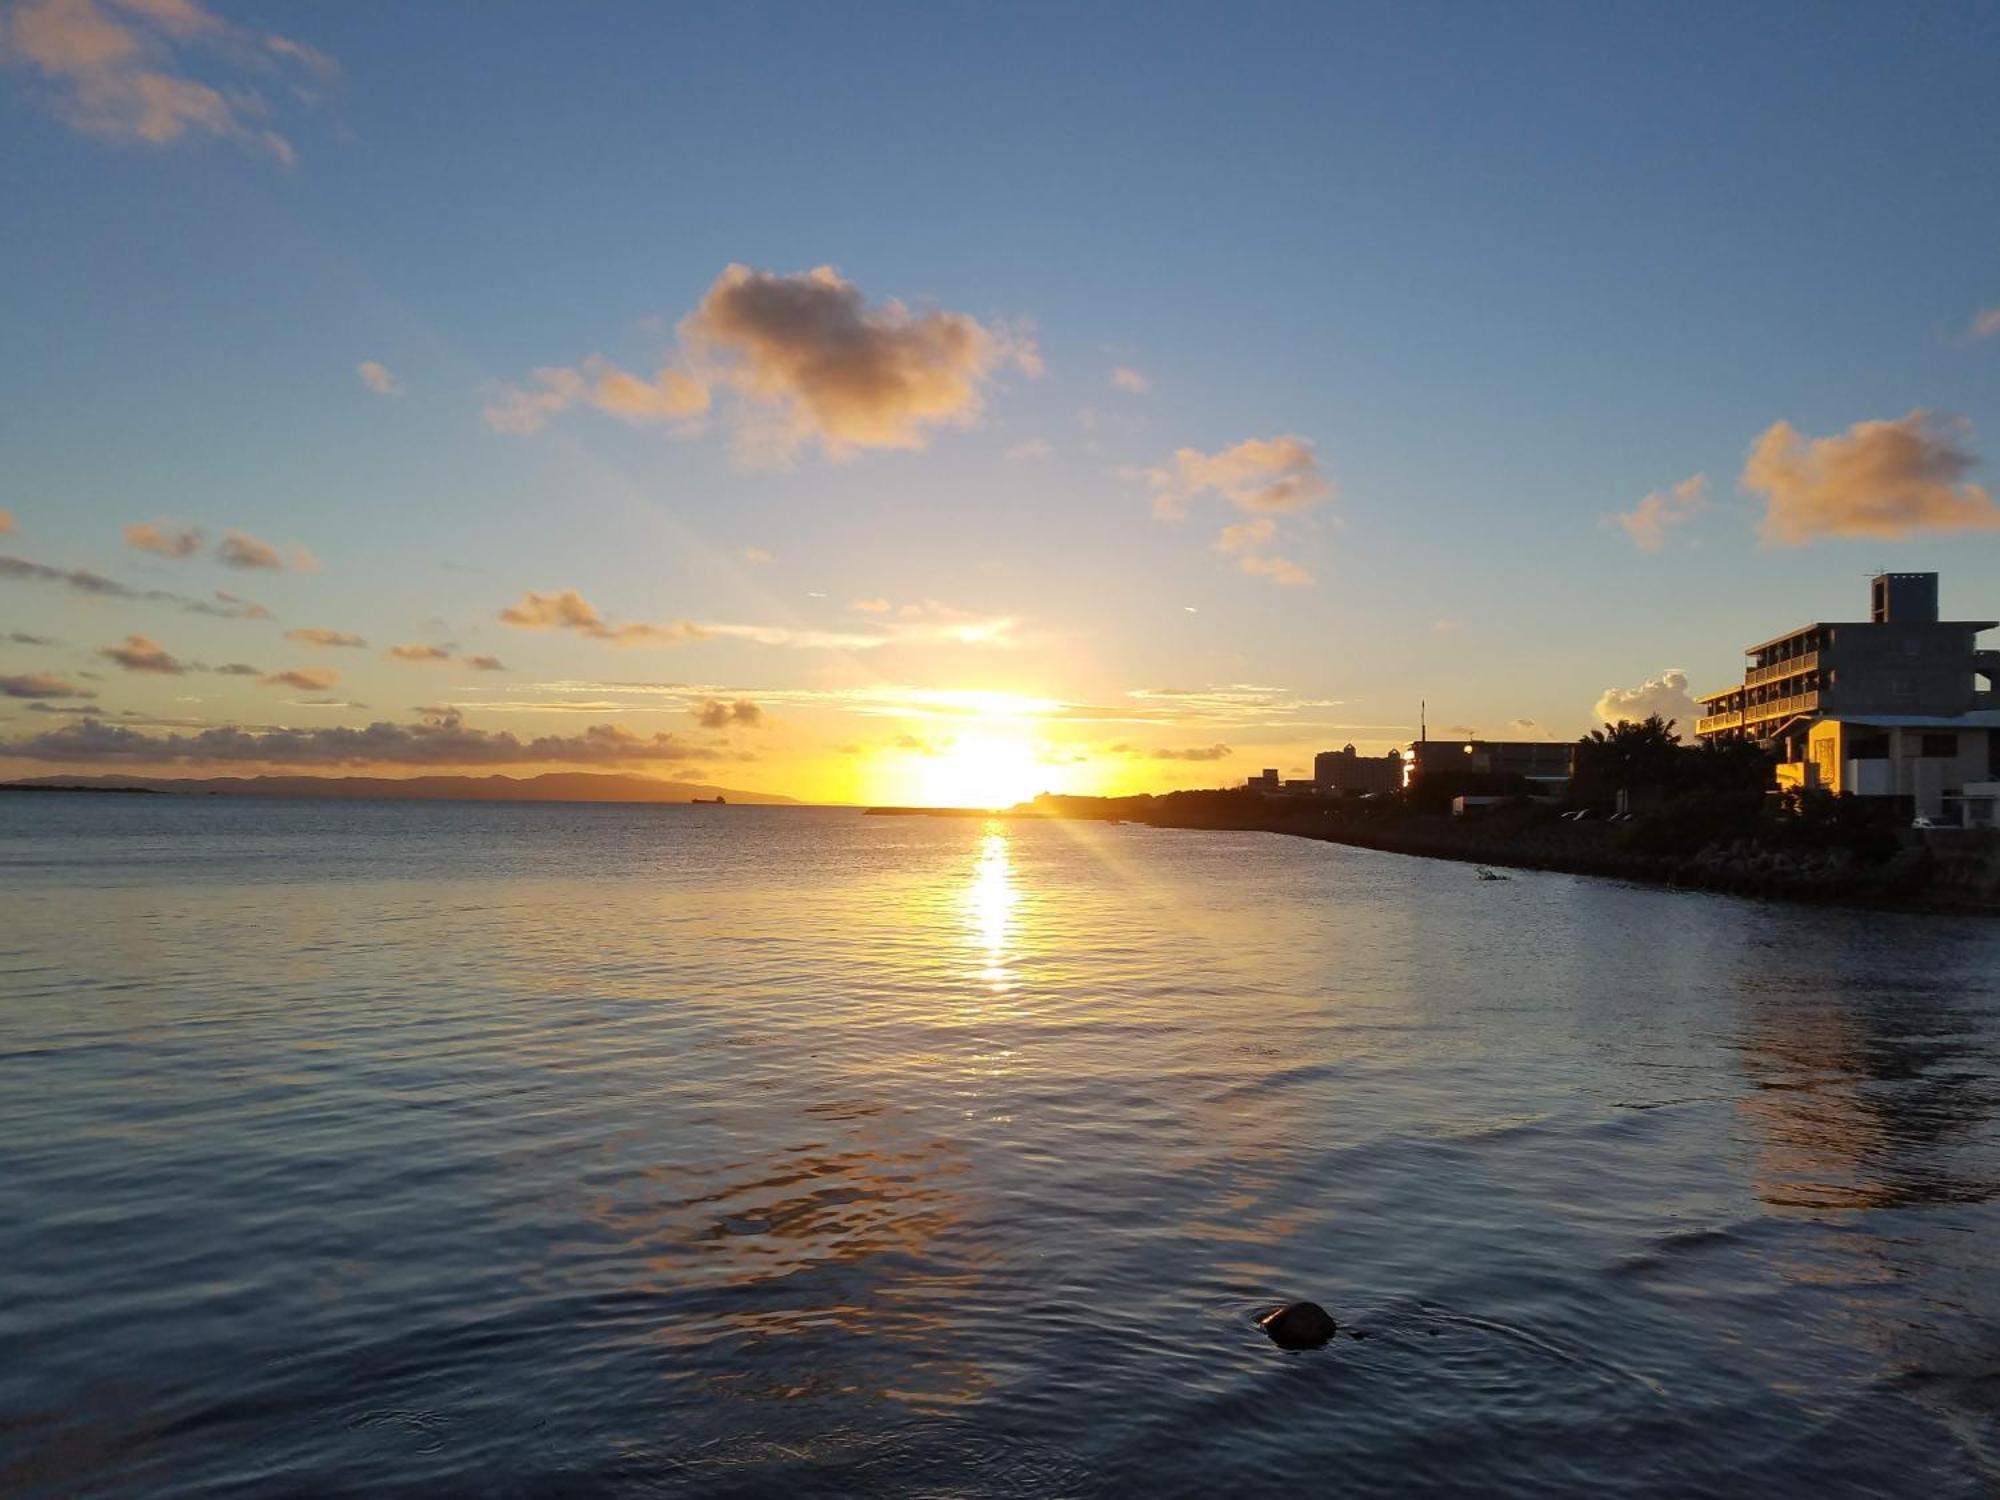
879;712;2000;913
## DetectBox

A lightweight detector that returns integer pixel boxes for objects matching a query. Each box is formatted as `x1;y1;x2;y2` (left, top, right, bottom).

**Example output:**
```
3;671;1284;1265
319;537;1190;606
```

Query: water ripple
2;797;1998;1496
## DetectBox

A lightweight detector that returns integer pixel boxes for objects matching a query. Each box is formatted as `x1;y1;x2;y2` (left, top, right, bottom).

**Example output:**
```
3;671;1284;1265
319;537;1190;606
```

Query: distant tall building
1313;743;1403;795
1246;768;1280;791
1693;572;2000;821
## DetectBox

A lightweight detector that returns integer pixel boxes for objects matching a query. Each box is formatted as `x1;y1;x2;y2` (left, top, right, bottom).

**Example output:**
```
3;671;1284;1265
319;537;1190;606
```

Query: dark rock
1258;1301;1337;1350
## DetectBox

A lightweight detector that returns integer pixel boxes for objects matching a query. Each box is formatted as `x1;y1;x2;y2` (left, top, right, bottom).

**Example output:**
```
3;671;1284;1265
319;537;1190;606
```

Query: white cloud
0;0;333;163
488;264;1035;463
124;520;203;557
210;589;269;619
1121;684;1351;725
262;666;339;691
1148;437;1330;586
98;633;185;674
1611;473;1706;551
284;627;365;649
703;615;1017;651
217;528;316;571
1149;435;1332;520
1744;411;2000;544
680;264;1038;459
0;550;259;616
0;672;94;700
1966;307;2000;342
498;588;708;648
1213;518;1275;553
583;357;710;424
1236;554;1313;587
694;697;764;730
483;367;582;434
1105;740;1230;761
1110;366;1150;394
483;358;710;435
1592;669;1699;730
357;360;401;397
0;708;711;768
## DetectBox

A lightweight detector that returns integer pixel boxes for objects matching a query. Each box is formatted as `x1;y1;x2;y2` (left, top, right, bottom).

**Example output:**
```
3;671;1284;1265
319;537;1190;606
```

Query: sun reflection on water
966;823;1017;990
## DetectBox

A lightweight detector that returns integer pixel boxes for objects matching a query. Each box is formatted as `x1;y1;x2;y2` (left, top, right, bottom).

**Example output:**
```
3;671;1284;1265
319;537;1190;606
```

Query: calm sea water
3;795;1999;1497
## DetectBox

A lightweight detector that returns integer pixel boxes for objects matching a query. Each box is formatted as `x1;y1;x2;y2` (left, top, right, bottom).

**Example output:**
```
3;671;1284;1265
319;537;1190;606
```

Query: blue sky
2;1;1998;800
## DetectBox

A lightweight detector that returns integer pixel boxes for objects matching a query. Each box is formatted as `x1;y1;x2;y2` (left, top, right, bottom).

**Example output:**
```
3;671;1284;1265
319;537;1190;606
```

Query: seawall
1138;807;1985;911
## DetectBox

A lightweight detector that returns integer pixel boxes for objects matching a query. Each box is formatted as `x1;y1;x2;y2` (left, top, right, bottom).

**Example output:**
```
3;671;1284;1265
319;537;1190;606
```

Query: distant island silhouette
0;773;798;806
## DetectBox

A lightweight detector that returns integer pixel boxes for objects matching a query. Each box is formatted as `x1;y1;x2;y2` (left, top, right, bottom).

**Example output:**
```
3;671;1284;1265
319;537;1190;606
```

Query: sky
3;0;1999;805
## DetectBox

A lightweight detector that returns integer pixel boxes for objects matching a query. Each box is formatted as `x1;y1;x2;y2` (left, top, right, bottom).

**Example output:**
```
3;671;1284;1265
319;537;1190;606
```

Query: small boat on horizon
691;795;727;805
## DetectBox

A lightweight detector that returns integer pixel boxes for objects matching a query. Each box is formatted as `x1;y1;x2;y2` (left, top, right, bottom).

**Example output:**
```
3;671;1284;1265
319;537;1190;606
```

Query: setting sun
905;732;1050;810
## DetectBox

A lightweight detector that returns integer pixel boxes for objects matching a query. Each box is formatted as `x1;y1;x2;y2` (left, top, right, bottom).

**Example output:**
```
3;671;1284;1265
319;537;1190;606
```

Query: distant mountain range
2;772;801;805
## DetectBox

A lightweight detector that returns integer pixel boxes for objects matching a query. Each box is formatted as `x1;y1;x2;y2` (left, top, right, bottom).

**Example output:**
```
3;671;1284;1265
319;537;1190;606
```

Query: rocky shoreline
1130;806;1999;912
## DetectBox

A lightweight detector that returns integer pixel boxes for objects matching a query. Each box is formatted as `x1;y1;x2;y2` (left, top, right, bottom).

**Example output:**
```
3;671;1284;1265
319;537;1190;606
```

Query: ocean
3;794;1998;1496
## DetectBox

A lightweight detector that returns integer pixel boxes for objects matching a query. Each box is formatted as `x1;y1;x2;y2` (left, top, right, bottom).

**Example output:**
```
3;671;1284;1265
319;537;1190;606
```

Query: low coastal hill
2;772;798;805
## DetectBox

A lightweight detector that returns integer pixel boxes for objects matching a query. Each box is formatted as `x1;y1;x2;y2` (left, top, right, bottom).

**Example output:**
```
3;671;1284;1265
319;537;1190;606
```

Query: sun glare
910;732;1048;809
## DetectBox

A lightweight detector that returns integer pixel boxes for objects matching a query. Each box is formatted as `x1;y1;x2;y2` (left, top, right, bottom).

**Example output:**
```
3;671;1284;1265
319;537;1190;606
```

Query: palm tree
1572;714;1681;809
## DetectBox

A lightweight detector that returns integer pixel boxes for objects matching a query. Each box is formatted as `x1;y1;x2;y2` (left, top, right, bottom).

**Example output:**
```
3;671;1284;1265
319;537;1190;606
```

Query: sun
908;731;1049;809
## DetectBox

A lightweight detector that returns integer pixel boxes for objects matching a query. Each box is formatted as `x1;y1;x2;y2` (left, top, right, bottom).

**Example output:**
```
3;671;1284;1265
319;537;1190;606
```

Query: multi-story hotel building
1694;572;2000;821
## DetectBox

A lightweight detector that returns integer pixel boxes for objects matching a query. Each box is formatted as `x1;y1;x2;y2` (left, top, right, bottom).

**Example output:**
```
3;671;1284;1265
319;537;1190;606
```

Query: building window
1849;734;1890;759
1921;733;1959;758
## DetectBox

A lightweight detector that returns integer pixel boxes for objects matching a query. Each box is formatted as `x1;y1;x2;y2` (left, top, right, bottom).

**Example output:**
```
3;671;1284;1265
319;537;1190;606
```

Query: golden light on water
966;824;1017;988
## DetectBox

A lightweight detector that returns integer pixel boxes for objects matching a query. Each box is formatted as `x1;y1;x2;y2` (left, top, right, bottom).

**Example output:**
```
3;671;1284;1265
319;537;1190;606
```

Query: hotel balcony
1745;651;1817;688
1743;689;1819;727
1697;688;1820;736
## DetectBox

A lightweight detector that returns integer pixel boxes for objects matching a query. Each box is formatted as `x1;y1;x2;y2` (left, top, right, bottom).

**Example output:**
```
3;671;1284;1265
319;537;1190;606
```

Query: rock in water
1258;1301;1337;1349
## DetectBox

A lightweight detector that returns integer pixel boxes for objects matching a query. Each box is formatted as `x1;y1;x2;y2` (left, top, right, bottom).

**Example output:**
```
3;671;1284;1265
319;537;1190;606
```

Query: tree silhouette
1572;714;1683;808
